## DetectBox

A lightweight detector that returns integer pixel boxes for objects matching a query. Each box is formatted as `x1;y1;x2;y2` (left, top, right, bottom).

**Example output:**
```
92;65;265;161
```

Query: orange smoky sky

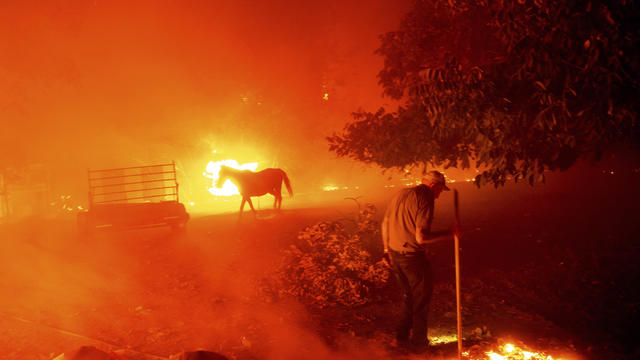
1;0;410;199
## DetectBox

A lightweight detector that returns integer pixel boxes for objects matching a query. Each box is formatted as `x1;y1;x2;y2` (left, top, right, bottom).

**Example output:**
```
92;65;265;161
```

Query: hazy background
0;0;424;214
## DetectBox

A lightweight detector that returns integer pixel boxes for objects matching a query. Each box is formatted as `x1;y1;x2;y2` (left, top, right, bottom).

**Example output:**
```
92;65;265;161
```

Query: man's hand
420;228;455;244
382;251;393;267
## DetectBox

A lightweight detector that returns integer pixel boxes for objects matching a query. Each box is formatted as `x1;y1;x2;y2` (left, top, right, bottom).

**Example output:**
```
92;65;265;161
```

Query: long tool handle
454;189;462;359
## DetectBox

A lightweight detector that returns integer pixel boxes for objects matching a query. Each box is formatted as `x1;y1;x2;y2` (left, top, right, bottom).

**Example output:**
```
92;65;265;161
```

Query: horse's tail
281;170;293;197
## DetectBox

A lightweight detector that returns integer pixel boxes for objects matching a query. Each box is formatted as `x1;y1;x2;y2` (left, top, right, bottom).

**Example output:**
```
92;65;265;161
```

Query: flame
50;194;83;212
433;336;566;360
430;334;459;345
484;343;558;360
486;352;506;360
322;185;339;192
203;159;258;196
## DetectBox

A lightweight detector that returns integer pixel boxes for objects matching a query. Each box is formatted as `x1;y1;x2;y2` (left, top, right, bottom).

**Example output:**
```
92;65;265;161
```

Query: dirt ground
0;162;638;360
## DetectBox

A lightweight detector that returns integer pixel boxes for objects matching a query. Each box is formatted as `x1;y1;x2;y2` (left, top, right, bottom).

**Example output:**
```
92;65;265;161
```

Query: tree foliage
328;0;640;186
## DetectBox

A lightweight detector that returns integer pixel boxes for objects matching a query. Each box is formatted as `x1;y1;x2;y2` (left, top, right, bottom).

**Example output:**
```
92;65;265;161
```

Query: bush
269;204;390;308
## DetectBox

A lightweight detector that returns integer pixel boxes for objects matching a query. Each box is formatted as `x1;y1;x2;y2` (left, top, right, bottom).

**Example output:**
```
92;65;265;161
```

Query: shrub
269;204;390;308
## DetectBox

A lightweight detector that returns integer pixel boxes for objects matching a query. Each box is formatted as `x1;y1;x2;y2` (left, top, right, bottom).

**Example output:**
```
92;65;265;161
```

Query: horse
215;165;293;216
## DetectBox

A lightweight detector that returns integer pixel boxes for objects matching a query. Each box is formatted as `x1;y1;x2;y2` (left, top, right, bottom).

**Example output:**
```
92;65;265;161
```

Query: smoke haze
1;2;413;357
1;0;413;210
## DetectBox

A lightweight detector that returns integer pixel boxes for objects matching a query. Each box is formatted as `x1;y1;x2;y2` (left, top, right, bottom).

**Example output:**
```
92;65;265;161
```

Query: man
381;170;452;352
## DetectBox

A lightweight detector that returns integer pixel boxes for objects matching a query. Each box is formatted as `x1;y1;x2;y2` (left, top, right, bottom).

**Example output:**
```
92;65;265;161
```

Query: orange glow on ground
478;342;561;360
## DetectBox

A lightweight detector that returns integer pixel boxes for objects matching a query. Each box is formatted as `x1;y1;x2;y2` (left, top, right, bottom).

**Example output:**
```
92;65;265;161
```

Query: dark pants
390;250;433;345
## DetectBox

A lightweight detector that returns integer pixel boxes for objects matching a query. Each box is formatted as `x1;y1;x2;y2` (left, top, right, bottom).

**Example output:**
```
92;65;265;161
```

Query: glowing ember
430;334;459;345
486;352;505;360
50;195;83;212
203;159;258;196
425;335;565;360
483;343;557;360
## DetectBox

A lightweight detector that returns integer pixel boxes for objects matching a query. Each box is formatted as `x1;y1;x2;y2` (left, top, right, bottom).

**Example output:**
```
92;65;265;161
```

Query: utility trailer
77;162;189;234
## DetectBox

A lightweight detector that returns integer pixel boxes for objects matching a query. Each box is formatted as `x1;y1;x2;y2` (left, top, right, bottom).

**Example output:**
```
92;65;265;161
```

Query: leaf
534;81;546;91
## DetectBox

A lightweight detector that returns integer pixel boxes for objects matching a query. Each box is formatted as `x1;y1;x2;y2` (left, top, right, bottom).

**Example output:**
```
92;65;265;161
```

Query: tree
328;0;639;186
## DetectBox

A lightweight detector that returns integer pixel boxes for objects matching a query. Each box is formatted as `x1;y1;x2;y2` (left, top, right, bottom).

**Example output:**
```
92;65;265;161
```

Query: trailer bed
77;162;189;233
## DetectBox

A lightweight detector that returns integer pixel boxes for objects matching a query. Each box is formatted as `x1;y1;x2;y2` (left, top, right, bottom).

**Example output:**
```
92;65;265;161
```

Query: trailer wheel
171;221;187;235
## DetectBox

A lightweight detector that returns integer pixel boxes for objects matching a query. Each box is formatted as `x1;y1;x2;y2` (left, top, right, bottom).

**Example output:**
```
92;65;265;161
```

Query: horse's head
215;166;231;188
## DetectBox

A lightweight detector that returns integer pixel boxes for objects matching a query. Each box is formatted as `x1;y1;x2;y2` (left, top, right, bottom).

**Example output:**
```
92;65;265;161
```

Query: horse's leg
271;191;282;210
246;197;257;215
239;198;246;218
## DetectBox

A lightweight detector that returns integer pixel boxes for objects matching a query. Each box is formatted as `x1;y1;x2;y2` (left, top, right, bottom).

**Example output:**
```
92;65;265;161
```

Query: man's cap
423;170;450;191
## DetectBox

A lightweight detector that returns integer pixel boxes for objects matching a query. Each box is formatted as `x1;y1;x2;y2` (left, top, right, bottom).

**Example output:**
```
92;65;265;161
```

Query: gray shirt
384;184;434;253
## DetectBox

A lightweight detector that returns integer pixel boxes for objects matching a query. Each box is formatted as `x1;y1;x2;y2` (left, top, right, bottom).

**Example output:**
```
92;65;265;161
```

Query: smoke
0;206;401;359
0;2;414;357
1;0;410;206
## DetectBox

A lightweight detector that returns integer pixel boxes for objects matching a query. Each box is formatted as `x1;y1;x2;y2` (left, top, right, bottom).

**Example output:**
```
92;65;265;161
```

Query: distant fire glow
204;159;258;196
